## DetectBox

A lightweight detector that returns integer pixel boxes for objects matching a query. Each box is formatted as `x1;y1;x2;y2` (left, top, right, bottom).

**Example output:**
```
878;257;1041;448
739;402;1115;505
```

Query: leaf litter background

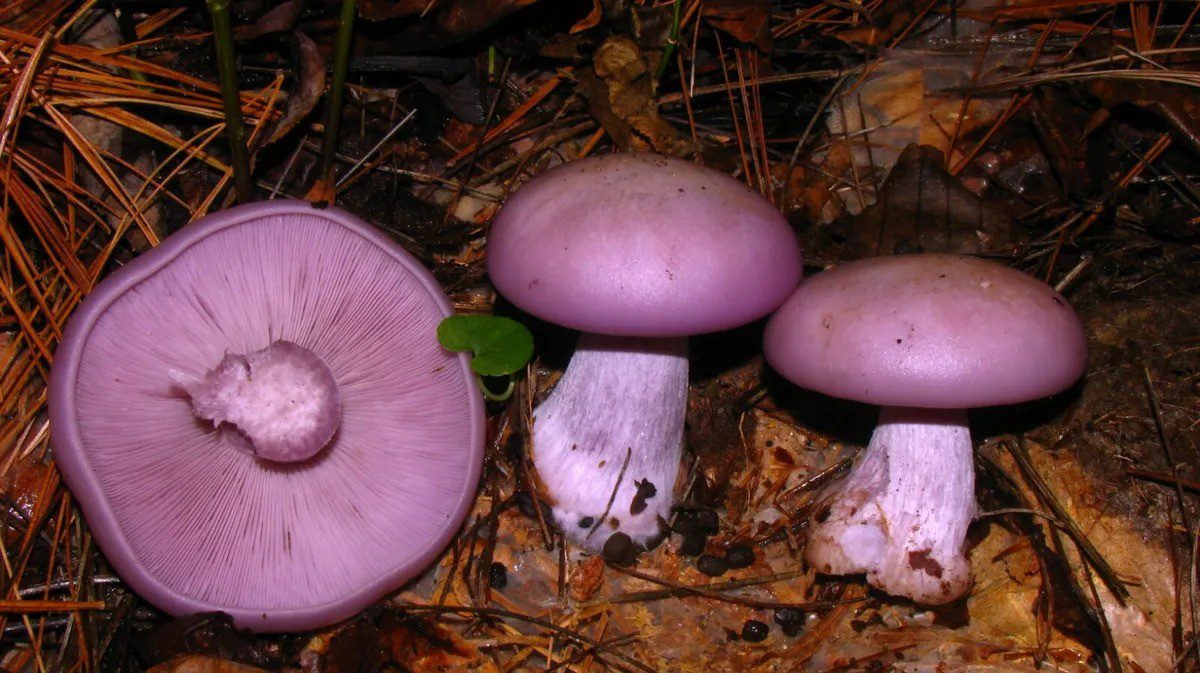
0;0;1198;671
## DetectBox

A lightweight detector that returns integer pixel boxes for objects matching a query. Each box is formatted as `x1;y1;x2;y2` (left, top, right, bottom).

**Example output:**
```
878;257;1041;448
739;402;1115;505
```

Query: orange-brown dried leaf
1;453;52;547
383;614;499;673
570;0;603;34
570;555;606;602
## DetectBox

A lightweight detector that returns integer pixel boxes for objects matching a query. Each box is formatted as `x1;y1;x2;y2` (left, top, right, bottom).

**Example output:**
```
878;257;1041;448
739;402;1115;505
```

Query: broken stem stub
178;340;342;464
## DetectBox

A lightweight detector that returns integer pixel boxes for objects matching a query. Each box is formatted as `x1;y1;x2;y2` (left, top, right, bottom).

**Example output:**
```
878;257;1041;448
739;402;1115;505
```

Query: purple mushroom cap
49;200;485;632
487;153;802;337
764;254;1087;409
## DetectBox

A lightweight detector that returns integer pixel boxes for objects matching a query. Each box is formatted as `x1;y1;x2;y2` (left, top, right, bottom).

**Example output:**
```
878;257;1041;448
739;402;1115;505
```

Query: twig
585;447;632;543
1003;438;1130;603
335;107;417;188
396;604;653;673
607;564;847;612
1127;467;1200;496
0;600;105;613
581;570;806;607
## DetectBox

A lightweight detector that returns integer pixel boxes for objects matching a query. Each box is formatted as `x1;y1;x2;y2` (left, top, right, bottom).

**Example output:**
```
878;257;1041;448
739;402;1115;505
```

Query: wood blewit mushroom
764;254;1087;604
49;201;485;631
487;153;802;551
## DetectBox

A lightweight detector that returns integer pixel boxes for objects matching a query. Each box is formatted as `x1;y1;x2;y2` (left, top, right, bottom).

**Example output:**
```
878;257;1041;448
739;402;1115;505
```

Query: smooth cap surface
764;254;1087;408
49;201;485;631
487;153;802;337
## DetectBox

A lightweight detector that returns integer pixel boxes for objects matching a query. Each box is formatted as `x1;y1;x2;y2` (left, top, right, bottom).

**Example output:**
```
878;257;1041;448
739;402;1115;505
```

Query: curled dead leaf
577;36;685;153
262;32;325;147
570;0;603;34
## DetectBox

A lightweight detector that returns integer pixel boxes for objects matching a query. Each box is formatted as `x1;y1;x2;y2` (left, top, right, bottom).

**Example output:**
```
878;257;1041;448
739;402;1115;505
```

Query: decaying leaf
306;610;499;673
1088;79;1200;158
576;36;685;153
135;613;282;669
987;442;1177;673
702;0;772;51
262;32;325;146
808;144;1022;262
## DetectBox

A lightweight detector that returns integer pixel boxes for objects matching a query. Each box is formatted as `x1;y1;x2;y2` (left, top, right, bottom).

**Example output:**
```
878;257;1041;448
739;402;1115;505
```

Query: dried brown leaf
236;0;302;40
263;32;325;146
702;0;772;51
810;144;1023;261
577;36;685;153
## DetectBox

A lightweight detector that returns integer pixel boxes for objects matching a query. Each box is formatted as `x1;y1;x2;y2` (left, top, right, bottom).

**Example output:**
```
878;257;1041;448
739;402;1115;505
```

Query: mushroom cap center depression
177;340;342;463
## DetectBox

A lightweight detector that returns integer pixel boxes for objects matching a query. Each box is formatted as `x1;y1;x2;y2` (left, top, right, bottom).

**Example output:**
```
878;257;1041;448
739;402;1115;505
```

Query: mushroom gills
805;406;975;604
532;333;687;550
173;340;342;464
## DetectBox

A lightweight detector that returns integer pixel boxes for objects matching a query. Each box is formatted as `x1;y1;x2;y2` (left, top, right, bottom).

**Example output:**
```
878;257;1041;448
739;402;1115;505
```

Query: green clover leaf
437;315;534;401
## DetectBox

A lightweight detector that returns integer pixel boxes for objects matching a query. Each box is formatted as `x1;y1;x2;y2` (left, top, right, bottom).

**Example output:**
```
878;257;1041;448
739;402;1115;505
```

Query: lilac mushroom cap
49;200;485;632
488;153;802;550
488;152;802;337
764;253;1086;604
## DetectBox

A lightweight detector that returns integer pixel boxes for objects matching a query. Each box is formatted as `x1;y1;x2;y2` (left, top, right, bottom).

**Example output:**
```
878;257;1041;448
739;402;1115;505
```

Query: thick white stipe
532;333;687;550
805;406;975;604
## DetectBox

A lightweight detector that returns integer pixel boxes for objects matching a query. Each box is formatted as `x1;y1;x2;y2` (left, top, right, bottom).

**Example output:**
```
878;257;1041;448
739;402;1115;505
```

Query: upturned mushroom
49;200;485;631
763;254;1086;604
487;153;802;550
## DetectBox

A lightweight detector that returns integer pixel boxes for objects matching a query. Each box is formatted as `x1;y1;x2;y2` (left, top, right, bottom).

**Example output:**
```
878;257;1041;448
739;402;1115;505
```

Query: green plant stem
477;374;515;402
655;0;684;81
205;0;252;203
316;0;357;192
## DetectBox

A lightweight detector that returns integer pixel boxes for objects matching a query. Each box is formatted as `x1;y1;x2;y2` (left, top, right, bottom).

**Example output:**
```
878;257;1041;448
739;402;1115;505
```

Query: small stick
0;600;106;613
607;564;845;612
1003;438;1130;603
581;570;806;608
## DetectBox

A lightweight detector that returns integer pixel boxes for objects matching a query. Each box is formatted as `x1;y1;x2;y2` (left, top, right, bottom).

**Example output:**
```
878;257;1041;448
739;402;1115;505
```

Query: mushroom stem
805;406;975;604
532;333;687;551
178;340;342;464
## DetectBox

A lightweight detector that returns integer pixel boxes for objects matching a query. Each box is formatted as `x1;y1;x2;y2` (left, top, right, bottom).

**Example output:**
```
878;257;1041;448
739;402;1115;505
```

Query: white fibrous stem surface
533;333;687;550
805;406;975;604
176;340;342;463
